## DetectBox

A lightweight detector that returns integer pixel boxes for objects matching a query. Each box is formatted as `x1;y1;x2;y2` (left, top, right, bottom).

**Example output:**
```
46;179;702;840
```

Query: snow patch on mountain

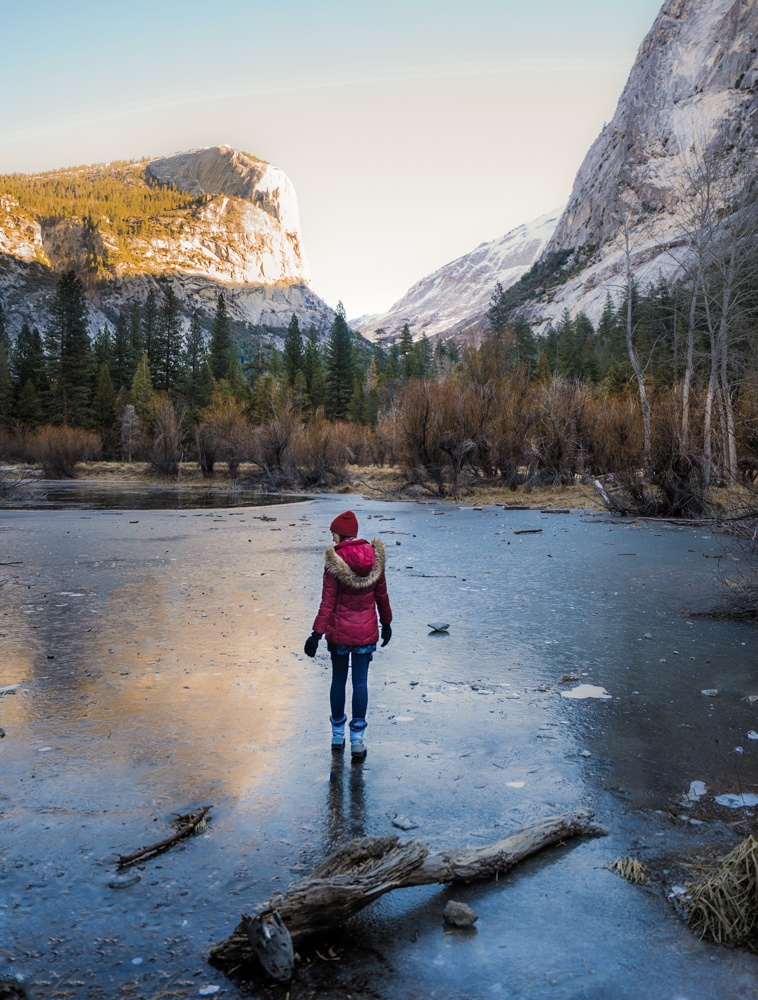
353;209;561;341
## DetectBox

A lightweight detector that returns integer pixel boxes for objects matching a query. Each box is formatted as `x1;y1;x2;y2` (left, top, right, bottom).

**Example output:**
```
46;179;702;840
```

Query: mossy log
209;807;606;981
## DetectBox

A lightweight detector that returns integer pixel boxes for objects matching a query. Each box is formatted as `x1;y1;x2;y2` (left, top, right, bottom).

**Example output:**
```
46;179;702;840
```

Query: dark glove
304;631;322;657
380;624;392;647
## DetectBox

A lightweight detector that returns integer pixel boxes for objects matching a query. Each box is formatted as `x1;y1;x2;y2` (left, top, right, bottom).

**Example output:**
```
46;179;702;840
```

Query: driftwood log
209;807;606;982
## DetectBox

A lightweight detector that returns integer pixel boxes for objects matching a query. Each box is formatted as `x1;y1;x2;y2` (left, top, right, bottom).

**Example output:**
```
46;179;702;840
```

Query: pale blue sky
0;0;664;316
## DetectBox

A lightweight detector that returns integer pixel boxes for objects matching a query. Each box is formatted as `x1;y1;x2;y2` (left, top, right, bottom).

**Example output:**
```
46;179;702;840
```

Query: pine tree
11;324;49;421
92;363;117;438
417;333;432;379
209;292;233;380
348;377;366;423
398;323;414;379
302;325;327;410
181;311;212;413
45;269;92;425
0;342;12;425
154;286;183;393
143;288;159;369
326;303;354;418
111;313;132;391
510;317;538;372
282;313;303;387
14;379;43;427
93;327;112;369
555;308;581;379
293;369;309;411
131;354;155;423
533;350;553;383
129;303;144;360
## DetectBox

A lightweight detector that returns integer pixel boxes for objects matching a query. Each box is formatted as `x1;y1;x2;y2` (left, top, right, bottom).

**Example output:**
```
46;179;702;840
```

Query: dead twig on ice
209;807;607;982
116;806;212;868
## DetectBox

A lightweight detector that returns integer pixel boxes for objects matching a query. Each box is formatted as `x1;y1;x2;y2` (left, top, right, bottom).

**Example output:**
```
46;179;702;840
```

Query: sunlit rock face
0;146;332;337
523;0;758;329
352;209;560;342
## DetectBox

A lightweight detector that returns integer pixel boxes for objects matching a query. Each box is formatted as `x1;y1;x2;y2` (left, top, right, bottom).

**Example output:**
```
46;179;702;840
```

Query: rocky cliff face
525;0;758;329
353;209;560;342
0;146;332;338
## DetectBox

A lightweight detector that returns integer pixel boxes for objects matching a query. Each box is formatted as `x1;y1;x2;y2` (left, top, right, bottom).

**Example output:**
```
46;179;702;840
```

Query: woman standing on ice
304;510;392;757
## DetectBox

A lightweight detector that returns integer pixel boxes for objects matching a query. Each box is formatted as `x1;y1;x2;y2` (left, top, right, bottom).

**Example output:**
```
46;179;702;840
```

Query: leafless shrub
488;372;533;487
581;393;643;476
195;422;218;478
735;376;758;484
525;377;587;485
120;404;141;463
591;389;707;518
0;426;25;462
290;416;354;487
147;395;184;478
26;425;102;479
249;397;300;487
199;395;253;480
392;379;494;496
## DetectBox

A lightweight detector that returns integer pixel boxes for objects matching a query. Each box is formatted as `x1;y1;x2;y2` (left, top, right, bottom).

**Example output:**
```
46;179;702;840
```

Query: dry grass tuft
685;836;758;945
609;856;650;885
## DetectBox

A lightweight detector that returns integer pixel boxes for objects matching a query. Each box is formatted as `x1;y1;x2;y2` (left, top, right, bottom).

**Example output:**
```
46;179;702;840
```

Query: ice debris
685;780;708;802
701;689;719;697
560;684;612;700
388;813;418;831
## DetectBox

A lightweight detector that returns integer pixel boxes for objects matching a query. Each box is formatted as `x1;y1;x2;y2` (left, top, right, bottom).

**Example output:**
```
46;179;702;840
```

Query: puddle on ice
560;684;612;700
714;793;758;808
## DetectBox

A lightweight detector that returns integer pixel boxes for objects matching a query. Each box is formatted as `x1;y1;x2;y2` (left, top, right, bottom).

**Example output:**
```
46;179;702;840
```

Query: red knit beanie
330;510;359;537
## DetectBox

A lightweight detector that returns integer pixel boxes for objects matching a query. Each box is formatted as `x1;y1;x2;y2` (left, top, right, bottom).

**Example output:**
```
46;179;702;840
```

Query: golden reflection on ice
0;506;316;802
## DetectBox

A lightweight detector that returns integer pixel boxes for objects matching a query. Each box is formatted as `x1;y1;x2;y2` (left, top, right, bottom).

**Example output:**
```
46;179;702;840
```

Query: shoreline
2;461;756;517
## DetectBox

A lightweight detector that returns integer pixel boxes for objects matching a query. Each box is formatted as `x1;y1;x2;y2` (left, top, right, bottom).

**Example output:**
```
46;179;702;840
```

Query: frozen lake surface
1;494;757;998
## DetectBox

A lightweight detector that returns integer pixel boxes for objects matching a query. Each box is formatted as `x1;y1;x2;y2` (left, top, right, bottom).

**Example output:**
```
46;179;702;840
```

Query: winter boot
350;719;367;758
330;714;347;750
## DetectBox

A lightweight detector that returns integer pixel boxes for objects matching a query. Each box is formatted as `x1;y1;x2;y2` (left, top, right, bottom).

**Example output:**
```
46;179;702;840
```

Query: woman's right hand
304;631;321;657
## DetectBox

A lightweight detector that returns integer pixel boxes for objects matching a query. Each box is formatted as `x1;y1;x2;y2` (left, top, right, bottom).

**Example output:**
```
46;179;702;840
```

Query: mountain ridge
0;145;333;339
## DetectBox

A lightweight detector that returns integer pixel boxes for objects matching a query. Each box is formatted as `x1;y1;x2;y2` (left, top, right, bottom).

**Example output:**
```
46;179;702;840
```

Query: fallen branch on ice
116;805;212;868
209;807;607;982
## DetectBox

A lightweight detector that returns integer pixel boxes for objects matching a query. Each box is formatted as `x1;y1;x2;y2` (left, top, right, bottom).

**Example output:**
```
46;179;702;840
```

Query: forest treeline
0;146;757;512
0;160;200;238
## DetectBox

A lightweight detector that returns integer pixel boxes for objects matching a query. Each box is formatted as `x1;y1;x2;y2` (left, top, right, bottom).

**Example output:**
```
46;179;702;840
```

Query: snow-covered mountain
522;0;758;329
353;209;561;342
0;145;333;337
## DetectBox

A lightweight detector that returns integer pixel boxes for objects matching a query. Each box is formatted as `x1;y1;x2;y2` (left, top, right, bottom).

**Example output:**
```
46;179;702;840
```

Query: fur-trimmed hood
324;538;386;590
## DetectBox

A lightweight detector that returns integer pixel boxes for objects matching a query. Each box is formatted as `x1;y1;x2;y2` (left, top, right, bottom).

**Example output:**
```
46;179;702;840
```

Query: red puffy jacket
312;538;392;646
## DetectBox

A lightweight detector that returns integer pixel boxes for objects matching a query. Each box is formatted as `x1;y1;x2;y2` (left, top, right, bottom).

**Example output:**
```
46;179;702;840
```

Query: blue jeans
329;646;373;732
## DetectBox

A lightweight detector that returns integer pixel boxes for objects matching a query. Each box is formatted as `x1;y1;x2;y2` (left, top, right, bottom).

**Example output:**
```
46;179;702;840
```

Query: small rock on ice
388;813;418;831
443;900;478;927
701;689;719;697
